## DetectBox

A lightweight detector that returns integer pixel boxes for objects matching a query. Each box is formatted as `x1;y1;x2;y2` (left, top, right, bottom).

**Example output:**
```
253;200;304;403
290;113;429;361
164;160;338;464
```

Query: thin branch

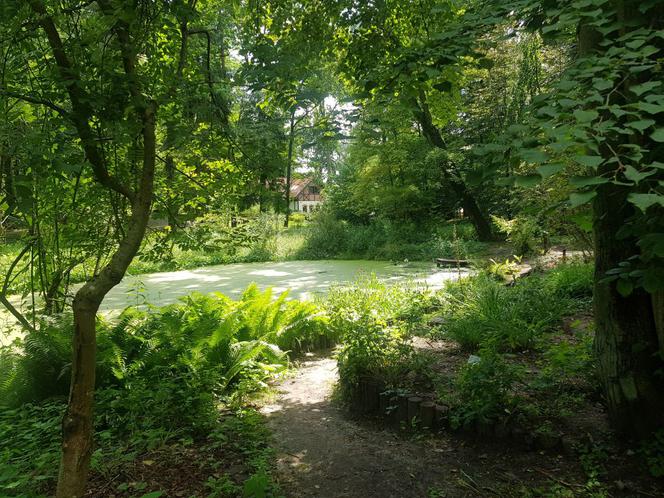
0;88;68;116
28;0;135;202
0;242;37;333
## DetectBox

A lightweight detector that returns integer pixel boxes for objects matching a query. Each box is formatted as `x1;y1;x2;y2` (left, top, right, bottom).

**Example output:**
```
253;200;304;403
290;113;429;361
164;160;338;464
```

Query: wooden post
419;401;435;429
397;392;410;422
434;404;449;429
407;396;423;422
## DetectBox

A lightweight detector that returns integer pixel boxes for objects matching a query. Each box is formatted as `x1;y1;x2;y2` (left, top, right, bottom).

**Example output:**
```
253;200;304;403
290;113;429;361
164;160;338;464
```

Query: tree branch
27;0;135;202
0;88;68;116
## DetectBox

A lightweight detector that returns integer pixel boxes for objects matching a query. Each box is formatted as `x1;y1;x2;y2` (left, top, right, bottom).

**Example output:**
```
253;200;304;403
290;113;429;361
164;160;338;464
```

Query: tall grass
433;262;593;351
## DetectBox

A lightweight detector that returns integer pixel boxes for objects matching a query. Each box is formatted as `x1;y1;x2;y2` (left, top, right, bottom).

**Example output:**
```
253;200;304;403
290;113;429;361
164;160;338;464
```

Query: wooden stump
407;396;423;422
419;401;435;429
397;393;411;422
434;404;449;429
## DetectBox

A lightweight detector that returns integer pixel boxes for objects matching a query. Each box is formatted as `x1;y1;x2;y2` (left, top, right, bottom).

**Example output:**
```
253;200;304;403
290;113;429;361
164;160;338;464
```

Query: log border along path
261;353;534;498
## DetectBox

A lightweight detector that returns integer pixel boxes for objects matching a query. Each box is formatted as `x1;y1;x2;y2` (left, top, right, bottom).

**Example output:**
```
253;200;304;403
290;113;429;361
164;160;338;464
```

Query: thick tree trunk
582;1;664;438
593;184;664;438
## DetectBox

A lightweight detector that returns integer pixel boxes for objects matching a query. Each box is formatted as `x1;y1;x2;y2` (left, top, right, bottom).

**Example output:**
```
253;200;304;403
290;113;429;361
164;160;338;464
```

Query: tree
482;0;664;437
1;1;230;494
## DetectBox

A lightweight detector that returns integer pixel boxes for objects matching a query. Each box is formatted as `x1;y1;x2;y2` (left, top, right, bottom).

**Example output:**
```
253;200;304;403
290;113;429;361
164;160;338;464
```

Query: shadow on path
262;355;494;498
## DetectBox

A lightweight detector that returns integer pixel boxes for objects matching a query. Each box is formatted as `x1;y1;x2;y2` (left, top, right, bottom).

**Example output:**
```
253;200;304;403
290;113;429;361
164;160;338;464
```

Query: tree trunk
582;1;664;438
56;103;157;497
461;192;493;242
412;91;493;241
56;303;97;498
284;110;296;228
593;183;664;438
1;154;16;214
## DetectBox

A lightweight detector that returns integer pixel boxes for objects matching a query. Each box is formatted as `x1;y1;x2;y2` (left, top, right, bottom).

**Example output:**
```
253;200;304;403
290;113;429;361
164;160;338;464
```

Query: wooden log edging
351;382;572;453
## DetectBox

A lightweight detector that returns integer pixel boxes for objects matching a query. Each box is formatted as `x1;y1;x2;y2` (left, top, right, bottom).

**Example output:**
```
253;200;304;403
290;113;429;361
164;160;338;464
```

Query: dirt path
262;354;551;498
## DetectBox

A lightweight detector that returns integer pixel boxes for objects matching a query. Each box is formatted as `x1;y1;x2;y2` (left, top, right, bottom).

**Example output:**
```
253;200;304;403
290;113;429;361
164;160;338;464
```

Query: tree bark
284;109;296;228
592;182;664;438
56;102;156;498
581;1;664;438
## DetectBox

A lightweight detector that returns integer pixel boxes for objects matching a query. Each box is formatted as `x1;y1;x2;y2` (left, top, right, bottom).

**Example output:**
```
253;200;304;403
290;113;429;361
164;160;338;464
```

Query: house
289;178;323;213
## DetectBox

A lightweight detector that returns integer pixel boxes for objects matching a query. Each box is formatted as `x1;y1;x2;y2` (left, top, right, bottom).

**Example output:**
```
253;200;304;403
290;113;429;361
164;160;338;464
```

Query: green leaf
537;163;564;178
627;119;655;132
630;81;662;96
570;176;609;187
569;191;597;207
623;165;656;183
651;128;664;142
574;155;604;168
635;102;664;114
573;109;599;122
520;149;549;163
593;78;613;91
628;193;664;211
616;278;634;297
514;175;541;188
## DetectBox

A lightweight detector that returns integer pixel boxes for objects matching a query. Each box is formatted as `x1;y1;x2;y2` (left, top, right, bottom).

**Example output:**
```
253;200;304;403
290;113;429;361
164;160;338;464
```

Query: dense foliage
0;284;332;496
1;0;663;495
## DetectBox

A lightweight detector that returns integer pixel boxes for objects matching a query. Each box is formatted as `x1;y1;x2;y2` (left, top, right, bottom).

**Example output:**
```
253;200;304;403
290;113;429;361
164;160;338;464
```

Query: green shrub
439;276;550;351
448;348;522;428
536;332;596;391
1;285;331;410
543;261;593;299
641;429;664;477
492;215;547;256
436;270;583;352
324;277;426;397
0;285;324;496
0;401;63;496
297;210;350;259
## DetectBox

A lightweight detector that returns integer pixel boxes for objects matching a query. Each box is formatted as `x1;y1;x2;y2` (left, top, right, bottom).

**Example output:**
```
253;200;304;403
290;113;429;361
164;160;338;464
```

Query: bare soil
262;353;658;498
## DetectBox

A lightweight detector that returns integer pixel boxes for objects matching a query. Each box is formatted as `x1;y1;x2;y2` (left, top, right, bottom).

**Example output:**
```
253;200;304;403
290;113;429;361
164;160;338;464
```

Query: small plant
492;215;547;256
449;348;522;428
641;429;664;477
488;255;522;281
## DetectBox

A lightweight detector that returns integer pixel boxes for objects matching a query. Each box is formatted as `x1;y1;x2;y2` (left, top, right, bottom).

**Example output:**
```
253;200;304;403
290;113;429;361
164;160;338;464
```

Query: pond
101;259;468;310
1;260;468;345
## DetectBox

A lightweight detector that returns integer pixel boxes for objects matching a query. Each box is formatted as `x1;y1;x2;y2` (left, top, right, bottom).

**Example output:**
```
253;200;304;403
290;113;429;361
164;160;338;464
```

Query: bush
492;215;547;256
297;210;350;259
436;268;586;352
298;212;483;261
439;276;554;351
1;285;332;411
0;401;63;495
448;349;522;428
0;285;327;496
324;277;426;397
544;261;593;299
